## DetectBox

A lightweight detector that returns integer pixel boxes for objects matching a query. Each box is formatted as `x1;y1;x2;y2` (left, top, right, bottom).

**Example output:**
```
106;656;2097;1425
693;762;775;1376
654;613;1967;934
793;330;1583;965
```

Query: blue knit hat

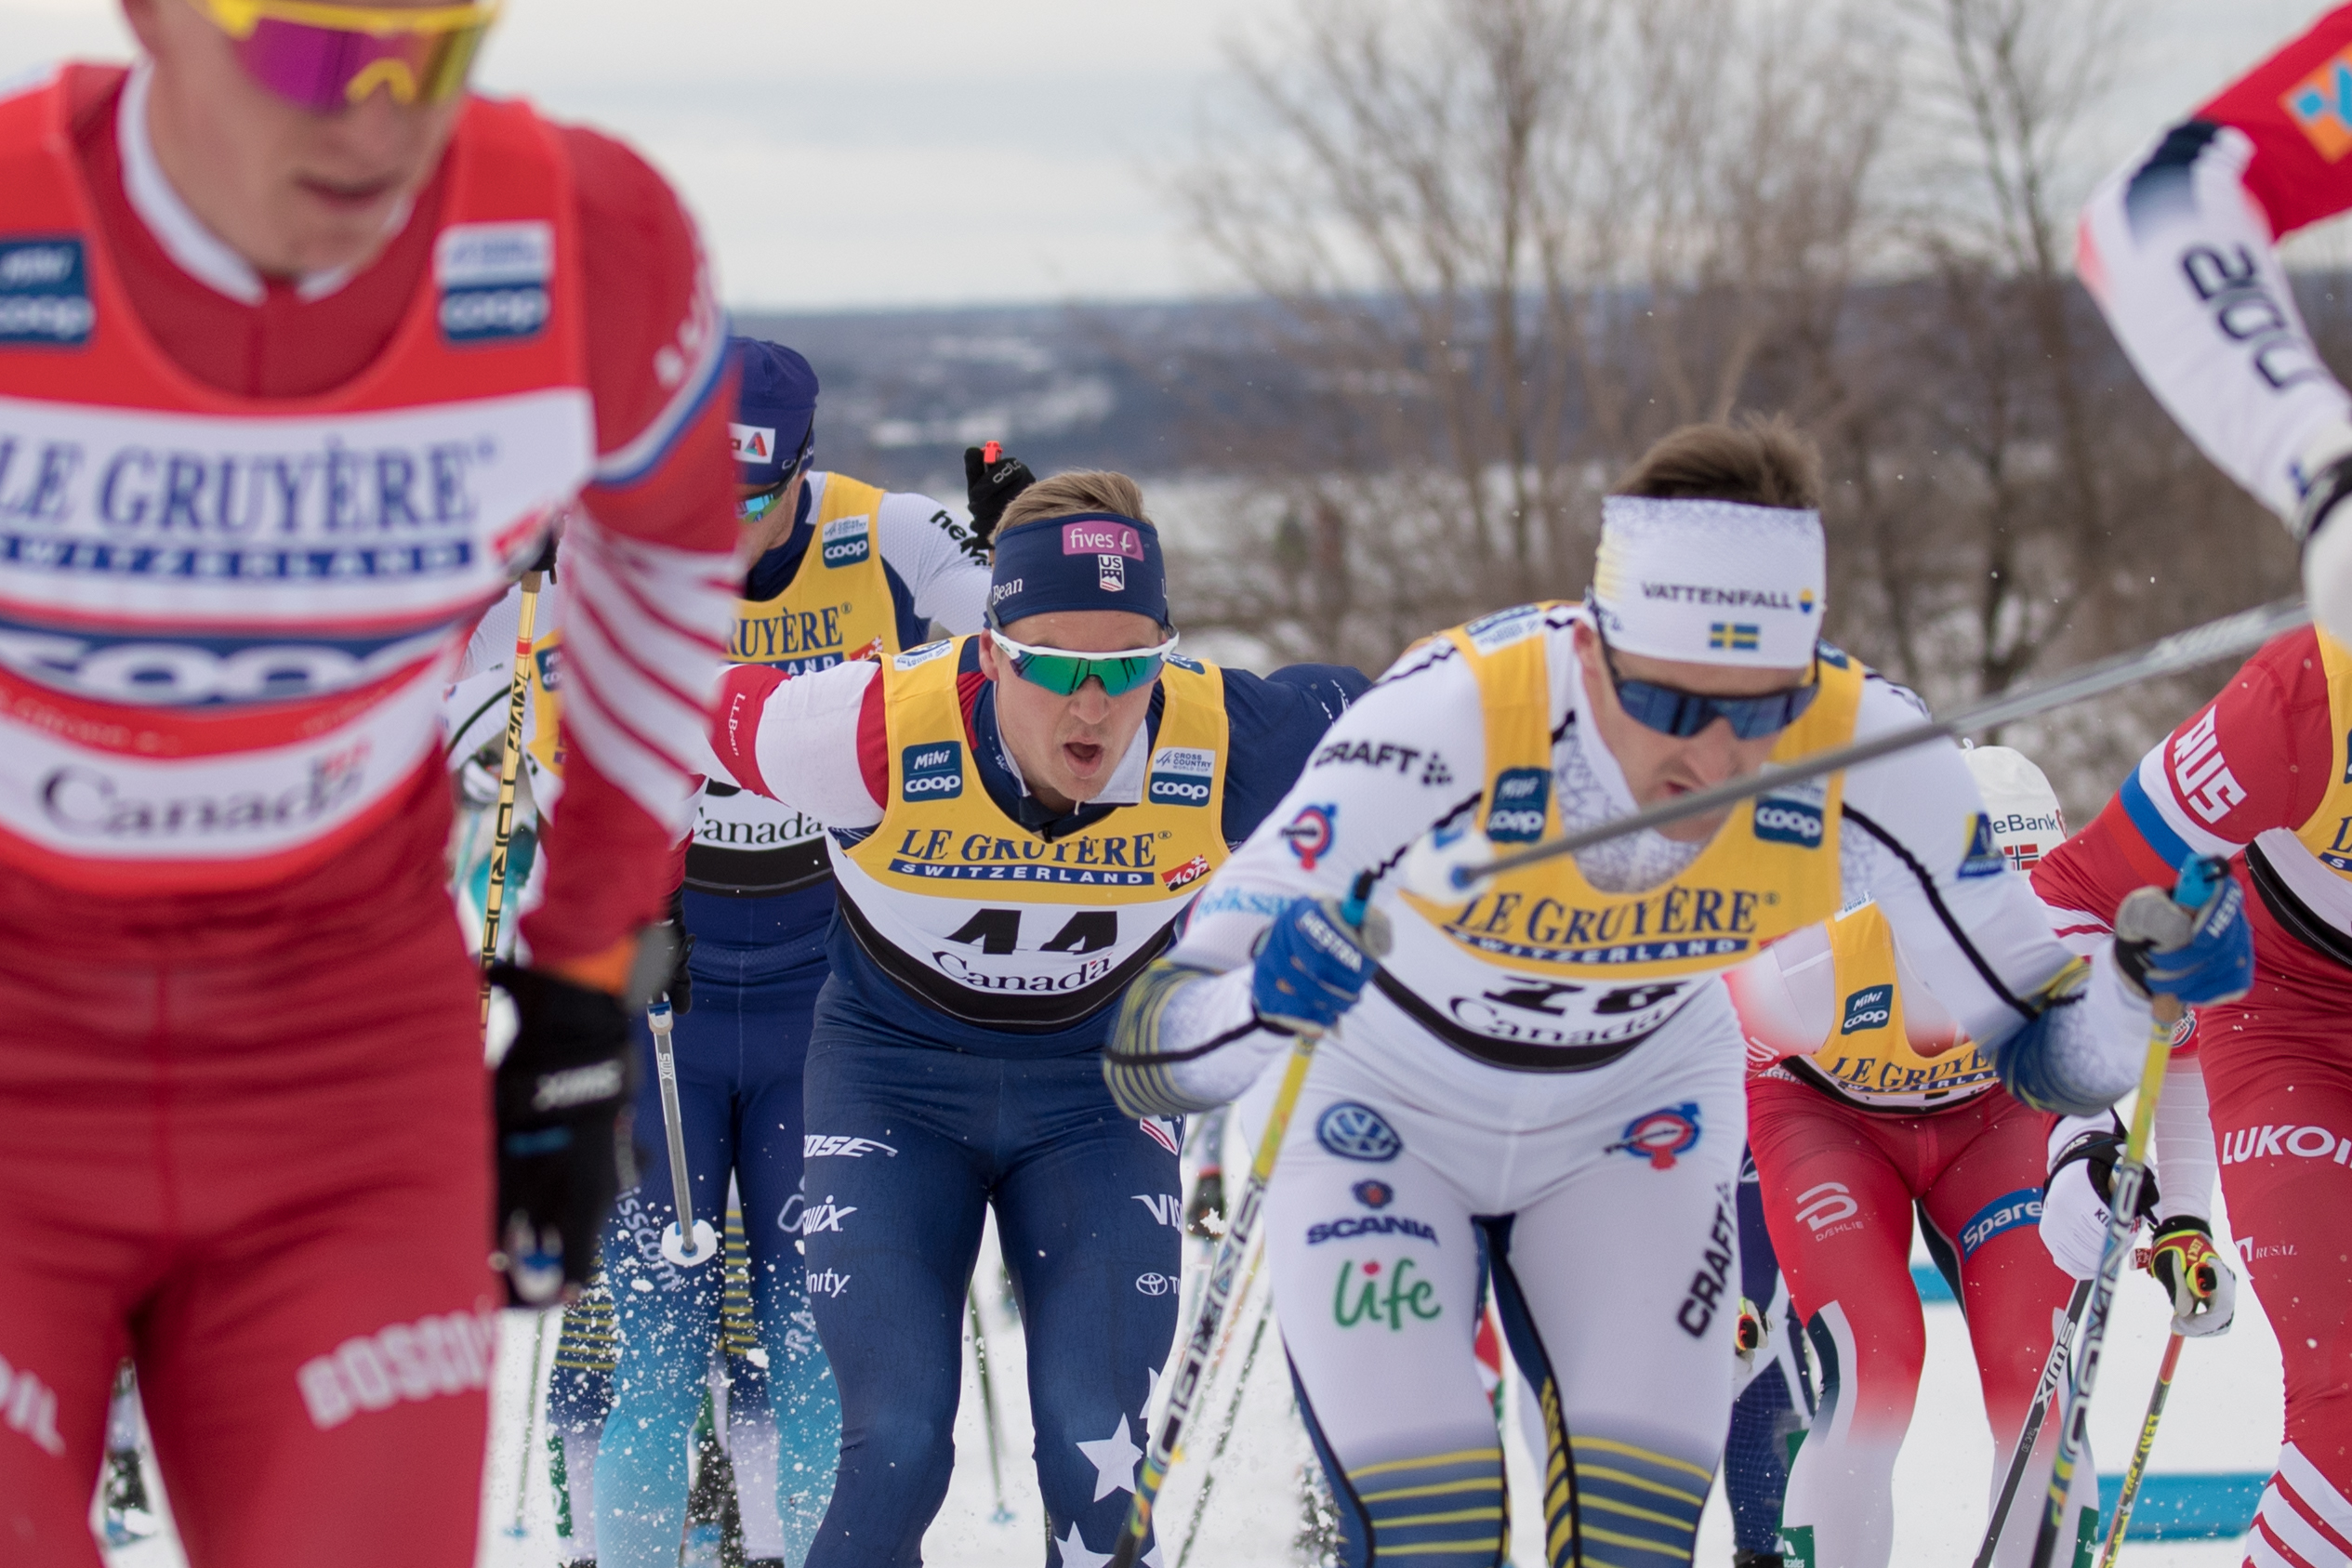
727;337;819;489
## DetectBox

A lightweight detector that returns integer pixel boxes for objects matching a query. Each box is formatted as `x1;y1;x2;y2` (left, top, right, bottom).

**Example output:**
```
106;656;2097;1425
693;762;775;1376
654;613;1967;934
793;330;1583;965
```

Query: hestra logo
902;742;963;799
1841;984;1893;1034
1486;768;1550;843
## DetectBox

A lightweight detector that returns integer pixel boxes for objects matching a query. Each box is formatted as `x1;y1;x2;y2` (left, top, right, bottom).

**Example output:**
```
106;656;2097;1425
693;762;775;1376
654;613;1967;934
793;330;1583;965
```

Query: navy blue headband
987;511;1169;629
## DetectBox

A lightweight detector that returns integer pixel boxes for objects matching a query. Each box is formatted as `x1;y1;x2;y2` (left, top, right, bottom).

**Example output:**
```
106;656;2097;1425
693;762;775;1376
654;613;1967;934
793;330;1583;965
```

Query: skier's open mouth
1063;741;1105;773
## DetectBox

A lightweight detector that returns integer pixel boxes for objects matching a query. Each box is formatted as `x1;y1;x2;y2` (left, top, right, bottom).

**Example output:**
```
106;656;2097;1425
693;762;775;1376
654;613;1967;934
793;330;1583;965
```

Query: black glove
488;961;637;1308
654;882;694;1014
2048;1118;2161;1225
963;441;1037;547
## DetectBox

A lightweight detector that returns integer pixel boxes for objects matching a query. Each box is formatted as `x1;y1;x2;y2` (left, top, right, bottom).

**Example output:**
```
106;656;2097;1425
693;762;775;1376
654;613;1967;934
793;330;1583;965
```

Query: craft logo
901;742;963;800
1486;767;1551;843
1753;781;1825;847
1162;853;1212;890
1605;1102;1701;1170
728;423;775;464
1708;622;1761;652
1957;813;2006;877
1960;1188;2043;1258
822;513;871;567
434;222;552;345
1840;983;1894;1035
1148;746;1215;807
0;237;92;346
1282;802;1337;870
1315;1101;1402;1163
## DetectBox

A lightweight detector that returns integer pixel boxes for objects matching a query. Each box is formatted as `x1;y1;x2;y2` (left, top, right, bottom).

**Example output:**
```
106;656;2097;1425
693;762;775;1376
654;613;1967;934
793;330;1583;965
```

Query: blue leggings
595;930;841;1568
799;1021;1183;1567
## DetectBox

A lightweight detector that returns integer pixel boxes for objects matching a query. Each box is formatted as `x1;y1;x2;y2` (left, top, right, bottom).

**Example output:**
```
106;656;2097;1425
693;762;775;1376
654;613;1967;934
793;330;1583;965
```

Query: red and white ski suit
0;64;734;1568
2035;626;2352;1568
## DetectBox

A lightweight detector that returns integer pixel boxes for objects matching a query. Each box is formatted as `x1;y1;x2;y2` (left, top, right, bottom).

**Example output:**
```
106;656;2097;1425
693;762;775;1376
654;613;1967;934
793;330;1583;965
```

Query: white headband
1590;494;1825;666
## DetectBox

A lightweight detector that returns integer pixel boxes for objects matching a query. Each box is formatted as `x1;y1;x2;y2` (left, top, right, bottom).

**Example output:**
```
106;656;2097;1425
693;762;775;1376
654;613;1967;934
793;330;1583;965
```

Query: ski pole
2028;855;2226;1568
1173;1285;1276;1568
2096;1332;2186;1567
479;567;547;1022
508;1312;548;1538
1973;1277;2094;1568
1424;598;2307;895
968;1281;1015;1524
650;1000;716;1267
1107;871;1380;1568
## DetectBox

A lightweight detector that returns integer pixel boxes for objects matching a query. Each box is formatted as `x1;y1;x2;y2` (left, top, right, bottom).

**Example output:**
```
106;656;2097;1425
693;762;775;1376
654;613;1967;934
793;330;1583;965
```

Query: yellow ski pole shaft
2097;1331;2186;1567
479;569;544;1023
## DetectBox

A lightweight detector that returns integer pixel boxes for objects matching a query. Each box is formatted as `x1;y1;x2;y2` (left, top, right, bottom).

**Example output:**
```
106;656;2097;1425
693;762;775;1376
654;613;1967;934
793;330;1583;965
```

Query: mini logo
1282;803;1337;871
1351;1179;1394;1209
902;741;963;800
1486;767;1550;844
1709;622;1761;652
1162;853;1212;890
1316;1102;1402;1163
434;221;553;345
1957;813;2006;877
1605;1103;1701;1170
0;236;93;346
1840;984;1894;1035
1148;746;1215;807
822;514;872;567
1099;554;1127;592
728;423;775;463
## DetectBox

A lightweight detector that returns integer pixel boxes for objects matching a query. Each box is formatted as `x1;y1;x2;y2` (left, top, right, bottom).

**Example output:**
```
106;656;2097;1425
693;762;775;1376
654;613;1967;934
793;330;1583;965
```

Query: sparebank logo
822;513;871;567
1753;783;1825;848
0;236;93;347
1486;767;1550;843
1840;983;1893;1035
1147;745;1215;806
902;741;963;800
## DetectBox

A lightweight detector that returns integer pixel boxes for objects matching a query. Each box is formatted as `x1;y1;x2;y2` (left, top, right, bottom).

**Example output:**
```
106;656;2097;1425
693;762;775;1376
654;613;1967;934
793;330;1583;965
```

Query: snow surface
99;1099;2284;1567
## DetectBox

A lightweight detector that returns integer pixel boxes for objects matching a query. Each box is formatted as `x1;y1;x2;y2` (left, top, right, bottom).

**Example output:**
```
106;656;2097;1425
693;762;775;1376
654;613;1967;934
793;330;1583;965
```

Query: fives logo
901;742;963;800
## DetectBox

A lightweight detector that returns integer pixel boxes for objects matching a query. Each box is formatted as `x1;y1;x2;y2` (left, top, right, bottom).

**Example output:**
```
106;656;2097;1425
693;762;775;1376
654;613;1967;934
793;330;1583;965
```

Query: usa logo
1605;1103;1700;1170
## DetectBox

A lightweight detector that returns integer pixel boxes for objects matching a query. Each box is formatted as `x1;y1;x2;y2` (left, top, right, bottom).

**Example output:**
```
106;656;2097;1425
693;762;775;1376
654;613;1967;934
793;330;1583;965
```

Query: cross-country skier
2028;624;2352;1568
1724;745;2164;1568
454;337;992;1565
0;5;736;1565
2079;4;2352;649
706;469;1367;1565
1104;420;2251;1567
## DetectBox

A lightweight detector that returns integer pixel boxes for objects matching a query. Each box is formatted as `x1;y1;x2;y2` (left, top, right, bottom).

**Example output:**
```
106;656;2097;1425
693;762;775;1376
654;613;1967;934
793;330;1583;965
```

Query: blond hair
998;469;1153;534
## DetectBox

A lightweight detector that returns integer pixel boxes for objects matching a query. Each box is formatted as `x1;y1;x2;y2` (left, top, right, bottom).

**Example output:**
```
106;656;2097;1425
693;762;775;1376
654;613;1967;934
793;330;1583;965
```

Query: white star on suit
1055;1520;1114;1568
1077;1412;1144;1501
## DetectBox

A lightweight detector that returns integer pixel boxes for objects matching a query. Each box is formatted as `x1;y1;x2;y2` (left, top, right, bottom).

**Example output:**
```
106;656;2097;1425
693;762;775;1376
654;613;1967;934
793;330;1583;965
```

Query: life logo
1605;1102;1700;1170
1486;768;1550;844
822;514;872;568
1752;781;1825;848
1316;1101;1402;1163
1148;746;1215;808
1839;983;1893;1035
0;236;93;346
434;222;552;345
1282;803;1337;871
901;741;964;800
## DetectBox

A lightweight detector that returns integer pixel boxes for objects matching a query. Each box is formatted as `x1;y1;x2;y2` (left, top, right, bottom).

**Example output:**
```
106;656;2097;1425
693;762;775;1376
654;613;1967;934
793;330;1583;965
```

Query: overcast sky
3;0;2341;310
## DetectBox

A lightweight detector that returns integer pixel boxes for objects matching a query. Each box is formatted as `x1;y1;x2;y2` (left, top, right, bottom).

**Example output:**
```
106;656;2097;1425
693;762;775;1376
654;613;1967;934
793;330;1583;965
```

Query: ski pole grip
2171;854;2226;916
1339;870;1375;930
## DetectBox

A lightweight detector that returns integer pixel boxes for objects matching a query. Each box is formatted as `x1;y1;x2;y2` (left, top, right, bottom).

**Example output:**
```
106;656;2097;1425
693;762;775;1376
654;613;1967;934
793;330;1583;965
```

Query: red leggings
0;863;497;1568
2200;961;2352;1568
1748;1075;2085;1567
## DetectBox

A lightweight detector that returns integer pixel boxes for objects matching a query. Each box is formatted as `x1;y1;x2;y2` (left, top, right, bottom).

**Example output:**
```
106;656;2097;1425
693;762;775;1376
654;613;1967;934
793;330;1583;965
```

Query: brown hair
998;469;1152;534
1612;415;1821;509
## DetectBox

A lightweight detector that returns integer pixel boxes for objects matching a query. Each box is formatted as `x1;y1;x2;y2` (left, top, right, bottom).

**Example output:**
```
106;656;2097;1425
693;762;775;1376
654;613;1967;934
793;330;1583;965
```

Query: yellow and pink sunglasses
185;0;501;112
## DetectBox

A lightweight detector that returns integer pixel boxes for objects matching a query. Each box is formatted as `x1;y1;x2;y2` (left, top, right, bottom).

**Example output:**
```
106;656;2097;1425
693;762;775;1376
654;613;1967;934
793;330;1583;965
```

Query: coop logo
2219;1122;2352;1166
1148;746;1215;806
295;1308;497;1432
1316;1101;1402;1163
1960;1188;2043;1258
1840;984;1894;1035
434;223;553;345
0;237;93;346
821;514;871;567
1752;783;1826;848
901;742;963;800
1605;1103;1701;1170
1282;803;1337;871
1486;767;1551;843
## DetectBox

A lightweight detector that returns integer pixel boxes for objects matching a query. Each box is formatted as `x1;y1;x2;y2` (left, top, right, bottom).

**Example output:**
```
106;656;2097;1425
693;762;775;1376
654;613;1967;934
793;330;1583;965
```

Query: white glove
2148;1217;2238;1338
2041;1113;2159;1282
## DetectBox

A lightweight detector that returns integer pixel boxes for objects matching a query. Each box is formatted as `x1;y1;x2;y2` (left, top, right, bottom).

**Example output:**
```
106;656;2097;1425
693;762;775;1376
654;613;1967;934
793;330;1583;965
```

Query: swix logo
804;1135;898;1159
1132;1192;1183;1229
2219;1123;2352;1166
2170;707;2246;824
529;1061;623;1113
1793;1180;1859;1232
799;1195;858;1234
0;1350;65;1456
296;1308;497;1431
807;1269;852;1299
1840;984;1893;1035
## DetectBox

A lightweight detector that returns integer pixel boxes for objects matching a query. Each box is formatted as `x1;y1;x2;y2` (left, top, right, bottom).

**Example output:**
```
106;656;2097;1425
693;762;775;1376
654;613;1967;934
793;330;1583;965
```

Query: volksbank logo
0;237;93;347
1147;745;1215;806
1486;767;1550;843
1840;983;1893;1035
1753;784;1825;848
901;741;963;799
822;514;871;567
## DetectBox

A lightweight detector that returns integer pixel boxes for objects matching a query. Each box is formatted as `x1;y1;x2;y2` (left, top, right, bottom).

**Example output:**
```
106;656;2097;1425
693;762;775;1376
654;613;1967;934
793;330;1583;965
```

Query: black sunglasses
1585;597;1819;740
